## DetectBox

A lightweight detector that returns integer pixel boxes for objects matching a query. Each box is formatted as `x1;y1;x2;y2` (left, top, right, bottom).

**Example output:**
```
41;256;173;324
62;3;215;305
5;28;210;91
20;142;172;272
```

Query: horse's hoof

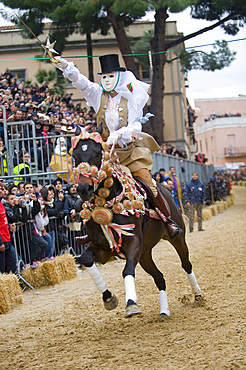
104;293;118;310
195;294;203;301
159;313;170;321
125;302;142;318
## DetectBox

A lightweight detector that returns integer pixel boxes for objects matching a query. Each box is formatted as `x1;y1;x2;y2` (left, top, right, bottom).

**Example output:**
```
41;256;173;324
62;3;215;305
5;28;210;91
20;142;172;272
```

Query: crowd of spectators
195;153;208;164
231;168;246;181
158;142;188;159
0;177;84;274
204;112;241;122
0;67;97;147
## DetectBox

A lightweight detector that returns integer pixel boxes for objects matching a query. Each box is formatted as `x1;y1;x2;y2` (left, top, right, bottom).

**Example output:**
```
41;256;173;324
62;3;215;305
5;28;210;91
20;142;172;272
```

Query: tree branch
165;11;241;51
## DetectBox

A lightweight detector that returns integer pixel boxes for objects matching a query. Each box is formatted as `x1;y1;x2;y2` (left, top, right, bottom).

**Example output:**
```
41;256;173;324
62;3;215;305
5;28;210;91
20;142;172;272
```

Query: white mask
101;71;119;93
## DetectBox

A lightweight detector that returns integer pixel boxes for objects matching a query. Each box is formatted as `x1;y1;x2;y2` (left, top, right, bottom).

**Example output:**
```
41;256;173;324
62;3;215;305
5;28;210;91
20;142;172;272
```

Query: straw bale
0;273;22;314
226;197;233;207
20;254;77;289
243;182;246;187
216;202;225;213
193;207;212;222
202;208;212;220
56;254;77;281
208;205;218;216
0;277;10;314
41;259;61;286
21;266;44;288
4;274;23;305
221;201;228;210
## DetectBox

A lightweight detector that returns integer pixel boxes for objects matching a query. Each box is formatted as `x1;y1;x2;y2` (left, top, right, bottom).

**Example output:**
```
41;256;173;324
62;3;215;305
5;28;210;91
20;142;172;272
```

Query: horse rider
52;54;179;237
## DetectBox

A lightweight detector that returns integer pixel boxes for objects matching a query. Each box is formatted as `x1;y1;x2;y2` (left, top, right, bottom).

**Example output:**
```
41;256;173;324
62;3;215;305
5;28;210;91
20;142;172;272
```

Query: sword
16;14;59;63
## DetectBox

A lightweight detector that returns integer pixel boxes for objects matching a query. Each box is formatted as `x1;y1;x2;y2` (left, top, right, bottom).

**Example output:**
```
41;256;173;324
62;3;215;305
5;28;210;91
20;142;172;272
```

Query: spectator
34;195;53;259
216;174;228;201
0;183;9;205
153;171;164;184
0;200;17;274
43;132;57;170
40;186;65;257
163;176;180;209
166;166;182;205
13;150;31;185
159;168;166;179
184;172;206;233
16;182;48;265
0;139;8;176
66;183;83;253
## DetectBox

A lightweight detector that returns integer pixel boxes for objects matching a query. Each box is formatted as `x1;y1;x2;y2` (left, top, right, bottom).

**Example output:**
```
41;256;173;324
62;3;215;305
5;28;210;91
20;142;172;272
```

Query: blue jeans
44;230;55;258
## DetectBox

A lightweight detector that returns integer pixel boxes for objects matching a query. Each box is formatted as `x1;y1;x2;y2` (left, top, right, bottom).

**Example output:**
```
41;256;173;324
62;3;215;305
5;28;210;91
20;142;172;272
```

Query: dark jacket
4;202;28;224
184;178;206;204
44;200;65;232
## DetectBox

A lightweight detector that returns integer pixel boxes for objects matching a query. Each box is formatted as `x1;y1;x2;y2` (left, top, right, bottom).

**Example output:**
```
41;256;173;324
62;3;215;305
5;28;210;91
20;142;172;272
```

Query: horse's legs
169;234;201;297
139;250;170;316
81;247;118;310
122;236;143;317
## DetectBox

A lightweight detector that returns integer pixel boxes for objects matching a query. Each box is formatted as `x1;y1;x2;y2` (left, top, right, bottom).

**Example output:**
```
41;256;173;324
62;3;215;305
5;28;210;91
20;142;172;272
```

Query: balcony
224;147;246;157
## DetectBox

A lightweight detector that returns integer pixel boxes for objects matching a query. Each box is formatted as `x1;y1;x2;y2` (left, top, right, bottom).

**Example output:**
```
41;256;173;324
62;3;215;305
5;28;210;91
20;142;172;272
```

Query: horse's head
72;126;103;201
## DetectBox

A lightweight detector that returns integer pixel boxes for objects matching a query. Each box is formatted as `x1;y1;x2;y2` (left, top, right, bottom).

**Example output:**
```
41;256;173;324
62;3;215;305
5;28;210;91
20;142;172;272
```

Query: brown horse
72;127;202;318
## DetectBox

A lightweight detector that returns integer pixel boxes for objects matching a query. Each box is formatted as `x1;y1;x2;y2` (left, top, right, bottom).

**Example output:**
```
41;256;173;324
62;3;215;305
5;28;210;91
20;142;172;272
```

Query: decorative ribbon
101;223;135;258
72;131;102;149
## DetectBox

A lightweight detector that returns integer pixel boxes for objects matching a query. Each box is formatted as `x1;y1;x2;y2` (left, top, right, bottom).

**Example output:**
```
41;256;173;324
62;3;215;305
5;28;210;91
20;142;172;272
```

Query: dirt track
1;187;245;370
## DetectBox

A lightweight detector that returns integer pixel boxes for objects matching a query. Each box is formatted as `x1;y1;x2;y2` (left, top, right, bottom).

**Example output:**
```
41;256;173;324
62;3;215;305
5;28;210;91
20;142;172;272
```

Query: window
138;64;150;81
211;136;214;150
199;140;202;153
10;69;26;84
205;138;208;152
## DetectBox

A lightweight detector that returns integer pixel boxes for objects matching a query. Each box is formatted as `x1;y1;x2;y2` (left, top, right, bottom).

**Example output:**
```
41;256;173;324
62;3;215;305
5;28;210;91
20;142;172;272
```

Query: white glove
51;56;68;70
106;132;121;146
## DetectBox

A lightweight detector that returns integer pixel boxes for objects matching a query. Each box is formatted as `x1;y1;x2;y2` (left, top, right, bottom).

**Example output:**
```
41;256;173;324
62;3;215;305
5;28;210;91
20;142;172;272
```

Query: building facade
194;97;246;169
0;20;193;155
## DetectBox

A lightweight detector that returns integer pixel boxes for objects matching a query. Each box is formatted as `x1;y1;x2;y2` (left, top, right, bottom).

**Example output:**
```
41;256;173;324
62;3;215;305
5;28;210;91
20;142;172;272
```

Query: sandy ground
0;187;245;370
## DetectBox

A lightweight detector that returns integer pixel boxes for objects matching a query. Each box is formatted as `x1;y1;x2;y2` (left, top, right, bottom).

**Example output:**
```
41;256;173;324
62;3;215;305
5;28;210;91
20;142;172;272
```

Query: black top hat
98;54;126;75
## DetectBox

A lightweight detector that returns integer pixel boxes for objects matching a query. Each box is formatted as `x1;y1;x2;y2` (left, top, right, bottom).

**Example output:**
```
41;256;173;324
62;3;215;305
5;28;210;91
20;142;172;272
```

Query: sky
145;9;246;107
0;4;245;108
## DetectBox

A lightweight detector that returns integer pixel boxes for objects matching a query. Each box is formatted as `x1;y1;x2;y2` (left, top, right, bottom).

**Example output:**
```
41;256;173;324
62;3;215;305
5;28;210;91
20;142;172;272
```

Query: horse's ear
75;125;82;136
97;122;103;135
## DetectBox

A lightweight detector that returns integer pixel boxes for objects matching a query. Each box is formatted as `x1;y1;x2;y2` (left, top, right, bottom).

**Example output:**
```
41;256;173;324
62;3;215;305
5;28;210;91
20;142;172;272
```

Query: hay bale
216;202;225;213
40;259;61;286
208;205;218;216
221;200;228;210
56;254;77;281
243;182;246;187
20;254;77;289
202;208;212;220
193;208;212;221
226;197;233;207
0;273;22;314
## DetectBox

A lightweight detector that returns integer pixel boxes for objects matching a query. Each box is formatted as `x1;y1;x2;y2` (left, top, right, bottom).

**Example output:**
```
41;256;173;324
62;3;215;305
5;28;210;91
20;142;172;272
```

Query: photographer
16;182;48;265
40;186;66;257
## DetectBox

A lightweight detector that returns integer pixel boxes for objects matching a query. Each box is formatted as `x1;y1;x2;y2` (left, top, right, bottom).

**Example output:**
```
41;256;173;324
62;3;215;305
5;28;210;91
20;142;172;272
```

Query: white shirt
63;62;146;146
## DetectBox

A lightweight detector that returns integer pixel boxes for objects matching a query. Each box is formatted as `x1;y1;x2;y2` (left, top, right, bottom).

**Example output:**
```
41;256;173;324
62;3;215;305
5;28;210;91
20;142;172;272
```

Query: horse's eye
81;144;88;152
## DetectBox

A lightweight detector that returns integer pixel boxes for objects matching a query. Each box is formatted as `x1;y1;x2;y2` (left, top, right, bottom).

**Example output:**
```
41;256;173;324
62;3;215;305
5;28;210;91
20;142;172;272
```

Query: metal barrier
1;104;73;185
12;215;87;288
152;152;214;188
1;104;214;187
